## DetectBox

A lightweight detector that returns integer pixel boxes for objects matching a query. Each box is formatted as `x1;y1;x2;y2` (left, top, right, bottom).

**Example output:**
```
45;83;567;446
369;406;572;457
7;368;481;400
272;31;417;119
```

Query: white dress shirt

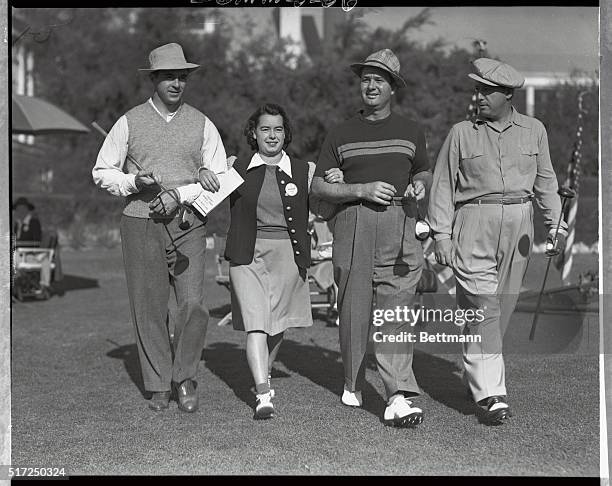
92;98;227;204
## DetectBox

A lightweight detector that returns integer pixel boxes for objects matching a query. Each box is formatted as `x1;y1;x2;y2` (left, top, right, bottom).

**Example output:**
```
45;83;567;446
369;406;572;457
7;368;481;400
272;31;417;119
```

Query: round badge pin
285;183;298;197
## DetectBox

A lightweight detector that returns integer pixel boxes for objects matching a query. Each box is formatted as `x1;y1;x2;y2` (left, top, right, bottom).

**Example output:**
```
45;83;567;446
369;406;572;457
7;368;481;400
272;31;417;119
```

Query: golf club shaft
549;196;569;249
529;256;553;341
91;121;169;191
91;121;184;221
528;195;570;341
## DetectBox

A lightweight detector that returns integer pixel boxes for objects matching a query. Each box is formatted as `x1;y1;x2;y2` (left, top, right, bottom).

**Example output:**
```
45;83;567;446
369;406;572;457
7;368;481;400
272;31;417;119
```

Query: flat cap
468;58;525;89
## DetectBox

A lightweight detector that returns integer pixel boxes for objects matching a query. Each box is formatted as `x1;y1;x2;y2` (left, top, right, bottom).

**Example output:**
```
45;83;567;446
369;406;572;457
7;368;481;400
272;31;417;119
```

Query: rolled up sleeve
91;116;139;197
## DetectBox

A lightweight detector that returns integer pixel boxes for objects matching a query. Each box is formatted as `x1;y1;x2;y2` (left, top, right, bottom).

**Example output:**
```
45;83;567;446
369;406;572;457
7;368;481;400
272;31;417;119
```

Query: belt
457;195;533;208
346;197;416;208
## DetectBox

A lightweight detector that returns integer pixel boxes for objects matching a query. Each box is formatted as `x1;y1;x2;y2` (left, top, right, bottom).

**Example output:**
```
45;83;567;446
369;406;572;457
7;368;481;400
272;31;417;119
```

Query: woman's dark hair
243;103;293;151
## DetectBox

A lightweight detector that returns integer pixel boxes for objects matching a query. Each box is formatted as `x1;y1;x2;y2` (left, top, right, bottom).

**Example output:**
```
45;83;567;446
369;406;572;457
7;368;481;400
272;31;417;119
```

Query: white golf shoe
254;391;274;420
341;387;363;407
267;375;275;398
383;395;423;427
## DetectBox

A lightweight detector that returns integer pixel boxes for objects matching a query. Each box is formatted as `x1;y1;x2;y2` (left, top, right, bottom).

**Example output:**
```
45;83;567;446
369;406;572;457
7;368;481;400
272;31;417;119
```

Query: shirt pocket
458;138;485;178
518;140;539;175
459;137;485;159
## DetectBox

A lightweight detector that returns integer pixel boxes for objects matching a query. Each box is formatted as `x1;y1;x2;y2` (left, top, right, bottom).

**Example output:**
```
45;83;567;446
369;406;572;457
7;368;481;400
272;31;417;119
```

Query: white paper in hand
191;168;244;217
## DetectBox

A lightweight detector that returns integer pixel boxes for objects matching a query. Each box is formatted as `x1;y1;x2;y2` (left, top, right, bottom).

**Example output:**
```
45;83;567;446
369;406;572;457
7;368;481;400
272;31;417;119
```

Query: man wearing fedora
311;49;431;427
93;43;228;412
13;197;42;246
428;58;567;425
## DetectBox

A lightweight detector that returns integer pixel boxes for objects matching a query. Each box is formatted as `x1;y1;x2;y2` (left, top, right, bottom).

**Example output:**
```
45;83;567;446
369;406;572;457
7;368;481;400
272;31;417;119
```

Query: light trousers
452;202;533;402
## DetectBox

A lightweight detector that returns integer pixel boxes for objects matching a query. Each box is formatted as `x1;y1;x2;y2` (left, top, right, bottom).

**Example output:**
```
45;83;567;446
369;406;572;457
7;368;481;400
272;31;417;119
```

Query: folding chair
12;231;59;301
308;245;338;324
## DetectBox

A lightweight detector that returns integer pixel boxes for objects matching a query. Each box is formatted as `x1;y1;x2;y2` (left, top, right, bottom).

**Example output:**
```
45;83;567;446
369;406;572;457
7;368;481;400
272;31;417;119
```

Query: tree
13;7;598;239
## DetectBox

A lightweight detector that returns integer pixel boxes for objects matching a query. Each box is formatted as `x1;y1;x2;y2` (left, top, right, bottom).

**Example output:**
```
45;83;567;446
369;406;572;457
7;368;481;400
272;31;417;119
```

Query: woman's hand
324;168;344;184
404;180;426;201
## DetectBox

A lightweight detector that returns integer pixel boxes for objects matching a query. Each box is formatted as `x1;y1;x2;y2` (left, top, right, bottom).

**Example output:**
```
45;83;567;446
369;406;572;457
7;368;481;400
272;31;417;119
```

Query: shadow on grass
202;339;386;417
106;338;476;417
52;274;99;296
279;341;479;418
412;350;475;416
277;339;387;418
204;338;477;419
203;342;253;407
209;304;231;319
105;341;147;399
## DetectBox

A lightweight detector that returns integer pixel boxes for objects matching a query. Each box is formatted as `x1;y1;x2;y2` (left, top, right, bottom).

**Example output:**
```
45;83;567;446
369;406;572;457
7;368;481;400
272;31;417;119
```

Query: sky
224;6;599;75
364;7;599;74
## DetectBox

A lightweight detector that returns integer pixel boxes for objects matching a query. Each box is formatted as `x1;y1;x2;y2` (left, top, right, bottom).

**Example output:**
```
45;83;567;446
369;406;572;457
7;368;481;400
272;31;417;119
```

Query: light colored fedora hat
138;43;200;72
350;48;407;88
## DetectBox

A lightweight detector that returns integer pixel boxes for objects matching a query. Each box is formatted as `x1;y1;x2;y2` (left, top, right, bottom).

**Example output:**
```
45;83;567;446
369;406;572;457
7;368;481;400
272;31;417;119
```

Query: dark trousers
332;203;423;400
120;214;209;392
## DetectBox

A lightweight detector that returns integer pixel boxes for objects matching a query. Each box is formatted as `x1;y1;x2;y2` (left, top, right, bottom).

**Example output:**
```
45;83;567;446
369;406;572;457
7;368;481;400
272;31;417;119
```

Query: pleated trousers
452;202;533;403
332;202;423;400
120;214;209;392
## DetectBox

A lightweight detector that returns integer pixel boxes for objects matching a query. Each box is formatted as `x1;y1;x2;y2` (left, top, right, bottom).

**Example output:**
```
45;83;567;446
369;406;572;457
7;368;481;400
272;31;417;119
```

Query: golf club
528;186;576;341
91;121;190;229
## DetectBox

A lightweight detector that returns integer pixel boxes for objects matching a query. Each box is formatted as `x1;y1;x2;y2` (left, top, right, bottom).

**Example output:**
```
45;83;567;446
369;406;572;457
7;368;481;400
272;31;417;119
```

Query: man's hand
149;189;180;216
198;168;220;193
360;182;397;205
404;180;426;201
135;169;158;190
324;168;344;184
434;238;455;267
545;228;567;257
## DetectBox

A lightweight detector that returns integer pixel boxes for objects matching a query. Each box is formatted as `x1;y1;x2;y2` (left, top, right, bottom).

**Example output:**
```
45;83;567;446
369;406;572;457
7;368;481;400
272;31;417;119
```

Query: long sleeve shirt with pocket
428;107;564;241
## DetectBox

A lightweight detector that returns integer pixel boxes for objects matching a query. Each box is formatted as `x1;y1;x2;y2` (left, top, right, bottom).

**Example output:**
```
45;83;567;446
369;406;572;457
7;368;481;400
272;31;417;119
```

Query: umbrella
12;94;89;135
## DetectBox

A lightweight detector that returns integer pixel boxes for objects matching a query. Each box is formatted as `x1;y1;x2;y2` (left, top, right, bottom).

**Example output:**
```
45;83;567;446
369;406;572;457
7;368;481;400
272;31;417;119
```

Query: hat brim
468;73;503;87
13;201;34;210
350;62;407;88
138;63;200;72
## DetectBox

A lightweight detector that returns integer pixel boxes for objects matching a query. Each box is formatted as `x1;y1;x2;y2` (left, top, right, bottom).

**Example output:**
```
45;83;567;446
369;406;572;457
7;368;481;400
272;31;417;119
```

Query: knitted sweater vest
123;102;206;218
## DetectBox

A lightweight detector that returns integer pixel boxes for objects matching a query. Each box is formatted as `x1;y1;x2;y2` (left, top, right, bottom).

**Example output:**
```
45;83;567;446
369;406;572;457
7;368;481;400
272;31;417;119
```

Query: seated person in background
13;197;42;246
309;211;339;325
12;196;57;292
310;213;334;260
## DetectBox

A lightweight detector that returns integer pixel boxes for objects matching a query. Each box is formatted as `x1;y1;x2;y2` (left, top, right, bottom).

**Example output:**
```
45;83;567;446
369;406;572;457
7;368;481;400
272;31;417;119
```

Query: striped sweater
314;111;430;195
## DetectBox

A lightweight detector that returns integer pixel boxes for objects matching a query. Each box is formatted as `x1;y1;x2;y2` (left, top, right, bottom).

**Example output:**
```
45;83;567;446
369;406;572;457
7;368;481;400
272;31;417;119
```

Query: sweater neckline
147;98;184;123
357;110;394;126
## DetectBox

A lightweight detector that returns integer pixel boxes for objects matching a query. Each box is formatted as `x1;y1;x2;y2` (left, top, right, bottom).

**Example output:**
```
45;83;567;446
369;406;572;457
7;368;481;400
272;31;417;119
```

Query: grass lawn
10;246;600;476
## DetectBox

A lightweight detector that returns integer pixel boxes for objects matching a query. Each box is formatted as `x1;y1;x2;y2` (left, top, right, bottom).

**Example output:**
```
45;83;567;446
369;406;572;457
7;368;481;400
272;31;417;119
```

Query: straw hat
350;49;407;88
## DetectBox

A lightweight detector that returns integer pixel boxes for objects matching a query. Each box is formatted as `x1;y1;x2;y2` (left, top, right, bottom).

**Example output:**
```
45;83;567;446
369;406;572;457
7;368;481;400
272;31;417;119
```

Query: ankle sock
255;382;270;395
